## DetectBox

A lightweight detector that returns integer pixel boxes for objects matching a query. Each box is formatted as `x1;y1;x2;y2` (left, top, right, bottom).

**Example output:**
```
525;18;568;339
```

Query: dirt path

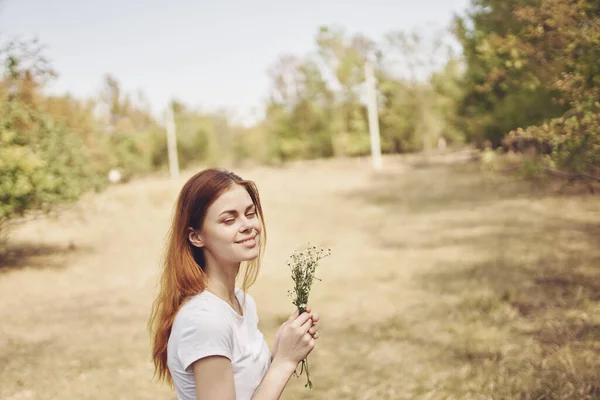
1;154;598;399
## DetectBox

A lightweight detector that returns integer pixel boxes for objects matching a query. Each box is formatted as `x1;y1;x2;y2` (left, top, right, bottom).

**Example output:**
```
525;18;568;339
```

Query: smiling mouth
237;236;256;244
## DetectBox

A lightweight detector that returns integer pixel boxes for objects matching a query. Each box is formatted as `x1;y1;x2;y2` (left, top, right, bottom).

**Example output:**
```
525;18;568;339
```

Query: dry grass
0;153;599;400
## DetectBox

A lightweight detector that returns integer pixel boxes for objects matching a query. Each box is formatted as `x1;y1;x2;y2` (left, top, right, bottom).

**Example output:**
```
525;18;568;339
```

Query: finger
305;306;312;313
308;325;318;335
288;308;299;321
300;315;314;332
311;313;319;323
291;311;312;328
313;332;320;339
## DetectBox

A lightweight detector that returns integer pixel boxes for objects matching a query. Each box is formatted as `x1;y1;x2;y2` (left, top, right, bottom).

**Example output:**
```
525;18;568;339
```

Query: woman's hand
271;306;320;363
307;307;320;339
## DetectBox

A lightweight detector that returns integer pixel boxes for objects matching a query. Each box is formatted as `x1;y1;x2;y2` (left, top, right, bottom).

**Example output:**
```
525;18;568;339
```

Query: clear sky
0;0;470;123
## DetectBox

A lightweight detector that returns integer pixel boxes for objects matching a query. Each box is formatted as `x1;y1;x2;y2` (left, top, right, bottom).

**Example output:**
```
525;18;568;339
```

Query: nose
239;216;253;233
240;225;251;234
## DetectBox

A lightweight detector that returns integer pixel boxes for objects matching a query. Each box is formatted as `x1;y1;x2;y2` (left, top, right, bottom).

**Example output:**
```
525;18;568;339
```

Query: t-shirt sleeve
177;310;234;373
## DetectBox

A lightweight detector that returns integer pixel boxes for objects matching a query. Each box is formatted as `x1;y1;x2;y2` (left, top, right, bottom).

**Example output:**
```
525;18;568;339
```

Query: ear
188;227;204;248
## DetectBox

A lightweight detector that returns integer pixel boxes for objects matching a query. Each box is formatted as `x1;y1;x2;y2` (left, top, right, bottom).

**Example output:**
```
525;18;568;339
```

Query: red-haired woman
148;169;320;400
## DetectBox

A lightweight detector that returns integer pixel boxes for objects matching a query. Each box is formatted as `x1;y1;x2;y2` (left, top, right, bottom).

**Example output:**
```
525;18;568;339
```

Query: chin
234;238;260;260
241;248;260;261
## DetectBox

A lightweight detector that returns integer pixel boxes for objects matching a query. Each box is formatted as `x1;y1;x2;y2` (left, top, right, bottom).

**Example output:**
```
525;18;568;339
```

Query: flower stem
303;358;312;389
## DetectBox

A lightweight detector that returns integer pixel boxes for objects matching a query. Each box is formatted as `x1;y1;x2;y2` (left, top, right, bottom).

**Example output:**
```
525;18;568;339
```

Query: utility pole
365;61;383;170
165;101;180;179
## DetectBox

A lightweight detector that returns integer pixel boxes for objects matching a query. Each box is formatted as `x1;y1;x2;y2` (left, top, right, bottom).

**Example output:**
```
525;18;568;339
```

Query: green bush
0;98;102;231
457;0;599;177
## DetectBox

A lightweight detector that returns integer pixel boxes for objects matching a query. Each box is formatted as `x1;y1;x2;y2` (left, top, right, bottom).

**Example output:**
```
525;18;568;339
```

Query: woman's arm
252;311;315;400
193;311;315;400
250;358;297;399
192;355;297;400
192;356;236;400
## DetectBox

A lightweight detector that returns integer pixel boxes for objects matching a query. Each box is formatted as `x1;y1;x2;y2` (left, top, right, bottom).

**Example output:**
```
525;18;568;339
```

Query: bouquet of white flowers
286;245;331;389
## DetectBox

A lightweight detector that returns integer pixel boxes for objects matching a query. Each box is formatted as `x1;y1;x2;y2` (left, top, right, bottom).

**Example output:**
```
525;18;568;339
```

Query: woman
148;168;320;400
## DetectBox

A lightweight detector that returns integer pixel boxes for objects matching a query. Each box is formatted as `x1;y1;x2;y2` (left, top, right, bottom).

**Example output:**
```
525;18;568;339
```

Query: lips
236;235;257;244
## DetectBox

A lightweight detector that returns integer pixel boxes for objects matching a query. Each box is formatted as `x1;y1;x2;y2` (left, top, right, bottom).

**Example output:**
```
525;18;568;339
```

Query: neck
203;257;240;303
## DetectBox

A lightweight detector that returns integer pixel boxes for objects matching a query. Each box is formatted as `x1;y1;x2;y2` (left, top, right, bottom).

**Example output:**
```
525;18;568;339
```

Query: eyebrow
219;204;255;217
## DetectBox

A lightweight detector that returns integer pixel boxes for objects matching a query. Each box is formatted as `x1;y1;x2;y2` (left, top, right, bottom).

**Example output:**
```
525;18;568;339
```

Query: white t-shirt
167;288;272;400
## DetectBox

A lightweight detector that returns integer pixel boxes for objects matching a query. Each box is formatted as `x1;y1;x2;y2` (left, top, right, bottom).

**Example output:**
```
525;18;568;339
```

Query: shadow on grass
343;161;597;217
414;261;600;396
411;208;600;310
406;213;600;396
337;160;600;397
345;162;537;212
0;241;86;273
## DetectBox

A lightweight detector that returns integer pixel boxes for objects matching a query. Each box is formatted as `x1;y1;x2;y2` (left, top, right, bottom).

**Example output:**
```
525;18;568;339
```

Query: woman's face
191;184;262;266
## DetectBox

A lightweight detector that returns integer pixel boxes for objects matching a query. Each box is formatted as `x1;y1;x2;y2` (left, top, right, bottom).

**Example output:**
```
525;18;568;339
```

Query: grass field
1;153;599;399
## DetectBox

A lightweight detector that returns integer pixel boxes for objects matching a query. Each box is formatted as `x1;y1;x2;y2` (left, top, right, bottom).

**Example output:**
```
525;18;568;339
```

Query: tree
501;0;599;177
265;54;335;161
96;75;162;176
316;26;372;156
457;0;599;177
378;28;460;153
454;0;570;146
0;38;100;237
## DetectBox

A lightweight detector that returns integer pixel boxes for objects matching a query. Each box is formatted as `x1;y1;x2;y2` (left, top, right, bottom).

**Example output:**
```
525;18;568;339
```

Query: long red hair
148;168;267;385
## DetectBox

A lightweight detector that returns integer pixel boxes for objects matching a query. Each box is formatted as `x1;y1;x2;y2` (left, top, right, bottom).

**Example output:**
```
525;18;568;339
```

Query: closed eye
223;213;254;224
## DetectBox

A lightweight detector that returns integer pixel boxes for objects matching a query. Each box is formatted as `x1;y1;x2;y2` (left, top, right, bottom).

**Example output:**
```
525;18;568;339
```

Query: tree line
1;0;598;234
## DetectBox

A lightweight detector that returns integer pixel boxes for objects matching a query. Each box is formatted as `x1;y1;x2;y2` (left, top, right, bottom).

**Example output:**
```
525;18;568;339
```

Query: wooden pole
165;101;180;179
365;62;383;170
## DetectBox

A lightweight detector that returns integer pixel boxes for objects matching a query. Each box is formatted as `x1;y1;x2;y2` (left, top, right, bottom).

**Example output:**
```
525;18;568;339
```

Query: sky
0;0;471;124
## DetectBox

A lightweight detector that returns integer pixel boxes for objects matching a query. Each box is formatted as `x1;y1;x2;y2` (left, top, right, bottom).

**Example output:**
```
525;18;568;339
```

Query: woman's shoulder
176;292;226;323
172;293;238;343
